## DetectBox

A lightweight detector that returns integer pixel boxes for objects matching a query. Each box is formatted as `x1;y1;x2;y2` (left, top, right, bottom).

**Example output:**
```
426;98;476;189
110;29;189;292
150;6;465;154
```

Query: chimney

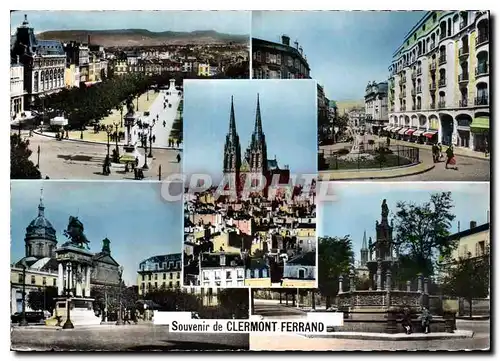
281;35;290;46
294;40;299;49
87;34;91;46
470;221;477;229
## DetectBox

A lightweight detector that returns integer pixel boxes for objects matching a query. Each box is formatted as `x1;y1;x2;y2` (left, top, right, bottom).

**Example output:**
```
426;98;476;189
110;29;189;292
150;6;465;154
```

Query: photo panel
251;10;490;182
182;79;318;289
10;10;251;181
10;180;249;351
250;181;490;351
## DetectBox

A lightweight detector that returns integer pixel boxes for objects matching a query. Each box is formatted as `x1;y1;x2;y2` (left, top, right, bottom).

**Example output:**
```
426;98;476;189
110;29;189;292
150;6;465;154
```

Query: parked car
11;311;45;323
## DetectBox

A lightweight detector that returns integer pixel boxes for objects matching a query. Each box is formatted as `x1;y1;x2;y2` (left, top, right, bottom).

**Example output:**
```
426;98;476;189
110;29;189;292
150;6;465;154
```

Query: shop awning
391;127;402;133
405;128;416;136
423;131;438;139
413;130;424;137
398;128;409;135
470;116;489;133
383;126;392;131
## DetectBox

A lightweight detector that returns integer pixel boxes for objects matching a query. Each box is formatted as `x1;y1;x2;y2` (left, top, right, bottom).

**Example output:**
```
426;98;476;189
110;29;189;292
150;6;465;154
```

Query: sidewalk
320;162;434;180
306;330;474;341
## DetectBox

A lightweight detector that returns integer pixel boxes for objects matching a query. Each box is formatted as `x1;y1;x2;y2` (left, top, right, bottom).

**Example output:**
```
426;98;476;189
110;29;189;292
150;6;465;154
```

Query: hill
335;100;365;114
36;29;249;47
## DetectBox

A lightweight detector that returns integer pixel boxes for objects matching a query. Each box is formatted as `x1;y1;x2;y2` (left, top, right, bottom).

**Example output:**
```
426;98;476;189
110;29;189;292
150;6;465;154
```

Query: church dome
24;195;57;243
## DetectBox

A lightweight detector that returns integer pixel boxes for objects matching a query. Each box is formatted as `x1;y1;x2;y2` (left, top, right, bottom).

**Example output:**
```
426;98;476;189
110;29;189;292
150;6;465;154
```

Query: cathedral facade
222;95;290;198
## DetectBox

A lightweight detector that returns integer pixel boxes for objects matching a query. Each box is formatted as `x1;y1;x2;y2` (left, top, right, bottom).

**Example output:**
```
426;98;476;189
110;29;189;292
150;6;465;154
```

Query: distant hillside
335;100;365;114
36;29;249;47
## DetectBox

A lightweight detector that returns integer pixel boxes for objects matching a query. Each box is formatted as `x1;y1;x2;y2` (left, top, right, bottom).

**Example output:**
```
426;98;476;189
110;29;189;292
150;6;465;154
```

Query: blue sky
318;183;490;263
10;181;182;286
183;79;318;183
252;11;426;100
11;10;250;35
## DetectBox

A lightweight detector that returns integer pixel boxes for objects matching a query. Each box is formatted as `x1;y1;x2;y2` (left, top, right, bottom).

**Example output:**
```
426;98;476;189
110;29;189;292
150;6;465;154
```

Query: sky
183;79;318;183
318;182;490;263
10;181;182;286
252;11;426;100
10;10;251;35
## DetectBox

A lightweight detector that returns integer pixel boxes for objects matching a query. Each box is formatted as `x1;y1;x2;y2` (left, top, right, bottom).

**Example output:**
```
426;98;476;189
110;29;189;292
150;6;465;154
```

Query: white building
199;252;245;287
364;81;389;134
387;11;490;151
10;62;25;119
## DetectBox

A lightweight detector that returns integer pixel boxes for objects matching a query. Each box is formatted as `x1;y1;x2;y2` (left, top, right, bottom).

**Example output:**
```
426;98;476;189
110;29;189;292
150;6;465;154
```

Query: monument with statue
48;216;101;326
120;96;142;164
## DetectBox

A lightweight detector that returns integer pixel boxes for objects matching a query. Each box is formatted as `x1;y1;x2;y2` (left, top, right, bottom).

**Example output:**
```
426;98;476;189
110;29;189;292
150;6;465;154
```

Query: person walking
402;308;413;334
421;307;432;334
152;135;156;143
484;139;489;158
445;145;457;170
124;310;131;325
431;143;438;163
386;135;391;147
438;142;443;161
177;153;181;163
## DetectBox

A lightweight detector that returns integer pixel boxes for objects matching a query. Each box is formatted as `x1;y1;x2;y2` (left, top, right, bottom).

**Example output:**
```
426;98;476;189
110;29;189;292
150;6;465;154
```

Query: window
148;274;152;281
220;254;226;266
154;282;158;288
298;268;306;279
203;271;210;280
154;274;158;280
256;51;261;61
163;273;166;280
265;52;270;63
253;269;260;278
226;271;232;279
18;274;23;283
276;54;281;65
162;282;166;288
42;277;46;285
169;281;173;288
246;269;252;279
262;269;268;278
215;271;221;280
168;272;172;279
31;275;36;284
176;272;180;278
169;261;174;269
53;278;56;286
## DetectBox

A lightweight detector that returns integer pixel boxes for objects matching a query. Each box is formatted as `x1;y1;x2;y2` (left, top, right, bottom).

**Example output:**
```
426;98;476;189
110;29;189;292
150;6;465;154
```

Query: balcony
429;83;437;91
458;47;470;58
430;103;436;109
459;21;468;30
429;43;435;50
438;79;446;88
412;105;416;111
401;106;406;111
476;33;489;46
475;96;489;106
438;100;446;109
411;89;416;96
429;62;437;72
439;55;447;65
458;73;469;83
458;99;468;107
417;86;422;94
416;67;422;76
475;64;489;76
411;72;417;79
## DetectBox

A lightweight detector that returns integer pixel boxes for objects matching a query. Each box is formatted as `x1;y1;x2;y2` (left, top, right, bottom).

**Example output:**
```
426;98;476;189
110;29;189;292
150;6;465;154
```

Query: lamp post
142;133;149;170
120;105;124;128
105;126;112;158
113;122;120;162
36;145;40;169
18;260;28;326
62;263;74;329
116;266;124;326
148;124;153;158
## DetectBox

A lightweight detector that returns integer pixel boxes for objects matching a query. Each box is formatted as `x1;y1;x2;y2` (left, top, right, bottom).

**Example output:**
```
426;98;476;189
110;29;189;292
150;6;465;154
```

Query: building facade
252;36;311;79
137;253;182;295
199;252;245;287
388;11;490;151
364;81;389;134
11;15;66;107
10;62;25;119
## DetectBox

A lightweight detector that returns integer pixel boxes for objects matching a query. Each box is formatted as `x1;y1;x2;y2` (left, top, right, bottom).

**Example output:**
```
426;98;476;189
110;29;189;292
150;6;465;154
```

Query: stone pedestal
53;297;101;326
385;308;399;334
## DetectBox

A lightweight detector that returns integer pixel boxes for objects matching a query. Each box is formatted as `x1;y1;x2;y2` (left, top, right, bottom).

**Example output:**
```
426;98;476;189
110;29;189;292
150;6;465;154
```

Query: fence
319;143;420;171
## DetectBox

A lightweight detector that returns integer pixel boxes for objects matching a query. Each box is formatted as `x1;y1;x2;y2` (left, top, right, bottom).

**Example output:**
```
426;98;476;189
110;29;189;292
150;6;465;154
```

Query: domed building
10;190;121;315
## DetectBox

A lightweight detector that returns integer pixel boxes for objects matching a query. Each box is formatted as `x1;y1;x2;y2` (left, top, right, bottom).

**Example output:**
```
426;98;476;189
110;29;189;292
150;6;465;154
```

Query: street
24;132;181;180
253;299;308;319
11;324;249;351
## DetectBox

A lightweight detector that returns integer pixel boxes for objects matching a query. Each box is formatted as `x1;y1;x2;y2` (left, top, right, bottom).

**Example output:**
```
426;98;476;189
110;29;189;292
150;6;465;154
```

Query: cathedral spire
38;187;45;217
254;93;263;134
362;230;367;249
229;95;237;136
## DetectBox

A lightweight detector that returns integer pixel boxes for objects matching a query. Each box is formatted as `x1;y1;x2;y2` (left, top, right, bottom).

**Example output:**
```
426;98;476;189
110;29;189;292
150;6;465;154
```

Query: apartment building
137;253;182;295
387;11;489;151
364;81;389;134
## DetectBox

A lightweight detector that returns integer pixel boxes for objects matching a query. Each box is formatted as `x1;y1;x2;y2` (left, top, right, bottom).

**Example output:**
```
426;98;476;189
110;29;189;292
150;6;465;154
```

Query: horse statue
63;216;90;249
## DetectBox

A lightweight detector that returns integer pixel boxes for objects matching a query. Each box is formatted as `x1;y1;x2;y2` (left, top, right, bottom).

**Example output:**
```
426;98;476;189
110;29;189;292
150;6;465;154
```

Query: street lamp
105;125;112;159
36;145;40;169
62;263;74;329
120;104;124;128
142;133;149;170
116;266;124;326
113;122;120;163
18;260;28;326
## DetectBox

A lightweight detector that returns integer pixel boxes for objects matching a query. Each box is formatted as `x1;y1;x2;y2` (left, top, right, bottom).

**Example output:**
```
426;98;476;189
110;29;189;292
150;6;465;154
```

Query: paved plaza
11;324;249;351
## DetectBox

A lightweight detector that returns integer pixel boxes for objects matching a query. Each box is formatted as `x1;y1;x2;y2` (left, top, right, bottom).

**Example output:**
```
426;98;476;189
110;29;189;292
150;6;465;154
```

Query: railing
417;86;422;93
476;64;489;76
411;89;416;96
458;99;468;107
429;83;437;91
439;55;447;65
459;21;468;30
476;33;489;46
458;73;469;82
429;43;435;50
429;62;437;71
437;100;446;108
416;105;422;110
416;68;422;76
411;72;417;79
438;79;446;87
459;47;470;57
475;96;488;106
318;144;420;171
430;103;436;109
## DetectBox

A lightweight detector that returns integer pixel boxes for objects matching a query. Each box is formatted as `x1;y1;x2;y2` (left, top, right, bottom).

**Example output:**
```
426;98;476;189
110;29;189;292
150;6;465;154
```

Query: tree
392;192;457;277
27;286;58;313
11;134;41;179
217;288;249;319
441;248;490;318
318;236;354;308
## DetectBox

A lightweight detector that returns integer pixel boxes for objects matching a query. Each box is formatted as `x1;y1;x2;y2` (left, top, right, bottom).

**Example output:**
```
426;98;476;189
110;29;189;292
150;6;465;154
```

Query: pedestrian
445;145;457;170
176;139;180;148
135;157;139;167
438;142;443;160
402;308;413;334
421;307;432;334
386;135;391;147
431;144;438;163
484;139;489;158
125;162;129;173
163;120;166;128
134;167;138;180
177;153;181;163
124;310;131;325
152;135;156;143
